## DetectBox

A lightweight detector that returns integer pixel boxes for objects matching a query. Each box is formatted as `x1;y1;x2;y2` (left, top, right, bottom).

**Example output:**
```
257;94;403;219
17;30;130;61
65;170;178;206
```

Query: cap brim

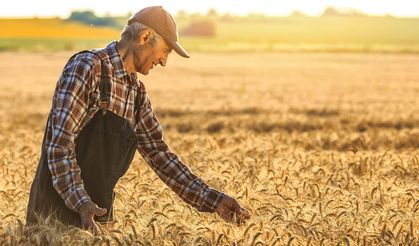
168;40;190;58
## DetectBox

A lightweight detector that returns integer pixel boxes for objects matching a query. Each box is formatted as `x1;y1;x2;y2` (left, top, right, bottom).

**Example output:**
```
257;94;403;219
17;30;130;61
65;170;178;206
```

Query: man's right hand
215;194;251;225
78;201;107;234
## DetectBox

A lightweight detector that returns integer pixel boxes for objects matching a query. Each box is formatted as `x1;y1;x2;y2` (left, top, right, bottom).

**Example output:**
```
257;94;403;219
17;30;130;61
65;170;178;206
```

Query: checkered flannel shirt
45;41;224;213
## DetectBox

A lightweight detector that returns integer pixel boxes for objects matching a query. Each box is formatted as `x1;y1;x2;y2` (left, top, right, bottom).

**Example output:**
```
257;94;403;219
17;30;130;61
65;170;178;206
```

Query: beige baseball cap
128;6;190;58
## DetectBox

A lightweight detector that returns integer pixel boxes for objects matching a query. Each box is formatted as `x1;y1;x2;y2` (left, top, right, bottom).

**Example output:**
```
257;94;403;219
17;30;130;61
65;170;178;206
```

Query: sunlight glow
1;0;418;18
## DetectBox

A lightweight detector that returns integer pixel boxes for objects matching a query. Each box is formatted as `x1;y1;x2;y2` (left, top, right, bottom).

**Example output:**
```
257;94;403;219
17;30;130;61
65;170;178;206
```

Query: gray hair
120;22;161;45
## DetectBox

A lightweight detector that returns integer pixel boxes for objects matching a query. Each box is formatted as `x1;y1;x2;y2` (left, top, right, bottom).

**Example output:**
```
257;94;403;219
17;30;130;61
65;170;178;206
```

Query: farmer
26;6;250;232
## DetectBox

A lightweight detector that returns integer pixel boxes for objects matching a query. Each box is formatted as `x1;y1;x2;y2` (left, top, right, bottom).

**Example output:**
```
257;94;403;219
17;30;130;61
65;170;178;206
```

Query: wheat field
0;51;418;245
3;16;419;53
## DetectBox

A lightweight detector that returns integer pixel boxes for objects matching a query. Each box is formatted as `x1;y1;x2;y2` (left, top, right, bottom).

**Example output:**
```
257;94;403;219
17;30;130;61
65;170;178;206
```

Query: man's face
133;33;172;75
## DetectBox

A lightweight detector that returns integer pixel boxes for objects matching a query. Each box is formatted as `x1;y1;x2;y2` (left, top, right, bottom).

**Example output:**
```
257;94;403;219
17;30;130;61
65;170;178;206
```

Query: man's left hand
215;194;251;225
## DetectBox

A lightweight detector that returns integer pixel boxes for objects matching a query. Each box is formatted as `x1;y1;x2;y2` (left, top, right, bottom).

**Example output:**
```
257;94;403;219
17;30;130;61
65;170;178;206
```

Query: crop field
0;51;418;245
2;16;419;53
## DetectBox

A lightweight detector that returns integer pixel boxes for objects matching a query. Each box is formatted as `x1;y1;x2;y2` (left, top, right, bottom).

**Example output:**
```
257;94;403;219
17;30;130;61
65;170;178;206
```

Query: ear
137;28;153;45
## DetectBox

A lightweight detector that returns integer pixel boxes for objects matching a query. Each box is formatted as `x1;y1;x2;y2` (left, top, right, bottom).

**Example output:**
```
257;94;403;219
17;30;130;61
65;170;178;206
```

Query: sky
1;0;419;18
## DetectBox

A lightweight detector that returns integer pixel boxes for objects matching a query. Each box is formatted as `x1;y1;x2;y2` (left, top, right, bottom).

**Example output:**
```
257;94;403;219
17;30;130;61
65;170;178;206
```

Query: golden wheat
0;52;418;245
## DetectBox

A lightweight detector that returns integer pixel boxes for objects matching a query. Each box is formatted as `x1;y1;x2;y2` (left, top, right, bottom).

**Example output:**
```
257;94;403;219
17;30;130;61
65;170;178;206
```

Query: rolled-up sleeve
135;87;224;212
47;54;96;212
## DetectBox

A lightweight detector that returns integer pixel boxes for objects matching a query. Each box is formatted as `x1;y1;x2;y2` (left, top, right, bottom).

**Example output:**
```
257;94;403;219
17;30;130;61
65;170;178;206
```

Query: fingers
82;219;100;235
215;194;251;225
81;216;94;230
89;222;101;235
85;201;107;217
93;206;107;217
237;207;251;219
79;201;107;234
235;207;251;225
84;202;107;218
81;214;101;235
221;209;249;225
231;199;251;223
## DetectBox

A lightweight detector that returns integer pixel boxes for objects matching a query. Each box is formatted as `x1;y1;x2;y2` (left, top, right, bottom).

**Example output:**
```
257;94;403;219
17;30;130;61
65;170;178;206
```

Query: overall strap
97;55;112;110
134;81;146;125
69;50;112;109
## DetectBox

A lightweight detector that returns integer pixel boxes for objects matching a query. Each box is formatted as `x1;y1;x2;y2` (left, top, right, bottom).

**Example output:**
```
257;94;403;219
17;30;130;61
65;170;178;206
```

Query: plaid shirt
46;41;224;213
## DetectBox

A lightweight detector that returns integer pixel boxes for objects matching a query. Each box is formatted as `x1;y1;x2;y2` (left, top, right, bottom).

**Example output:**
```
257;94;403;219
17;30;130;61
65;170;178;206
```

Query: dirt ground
0;51;418;245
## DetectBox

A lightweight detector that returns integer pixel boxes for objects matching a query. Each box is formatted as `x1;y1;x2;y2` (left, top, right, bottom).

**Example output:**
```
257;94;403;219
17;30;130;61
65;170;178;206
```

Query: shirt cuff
198;188;225;213
64;186;91;212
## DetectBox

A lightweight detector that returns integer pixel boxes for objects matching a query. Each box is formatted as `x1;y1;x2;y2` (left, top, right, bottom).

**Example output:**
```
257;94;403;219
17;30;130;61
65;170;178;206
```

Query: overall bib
26;51;139;227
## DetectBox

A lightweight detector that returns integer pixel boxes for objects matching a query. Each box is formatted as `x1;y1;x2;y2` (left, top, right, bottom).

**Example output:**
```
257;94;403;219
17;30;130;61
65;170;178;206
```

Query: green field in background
1;16;419;52
0;38;114;52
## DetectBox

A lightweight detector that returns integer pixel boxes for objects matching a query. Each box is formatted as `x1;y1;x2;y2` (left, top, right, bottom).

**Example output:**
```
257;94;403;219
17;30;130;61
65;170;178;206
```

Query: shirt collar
106;41;138;82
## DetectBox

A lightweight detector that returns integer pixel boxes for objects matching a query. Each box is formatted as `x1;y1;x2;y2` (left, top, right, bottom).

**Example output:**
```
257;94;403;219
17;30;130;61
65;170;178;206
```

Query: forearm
136;87;224;212
47;143;91;212
45;52;96;212
138;147;224;212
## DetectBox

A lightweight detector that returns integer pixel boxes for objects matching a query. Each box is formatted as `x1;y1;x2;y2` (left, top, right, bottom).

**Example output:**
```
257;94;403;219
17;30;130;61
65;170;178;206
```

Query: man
26;6;250;232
